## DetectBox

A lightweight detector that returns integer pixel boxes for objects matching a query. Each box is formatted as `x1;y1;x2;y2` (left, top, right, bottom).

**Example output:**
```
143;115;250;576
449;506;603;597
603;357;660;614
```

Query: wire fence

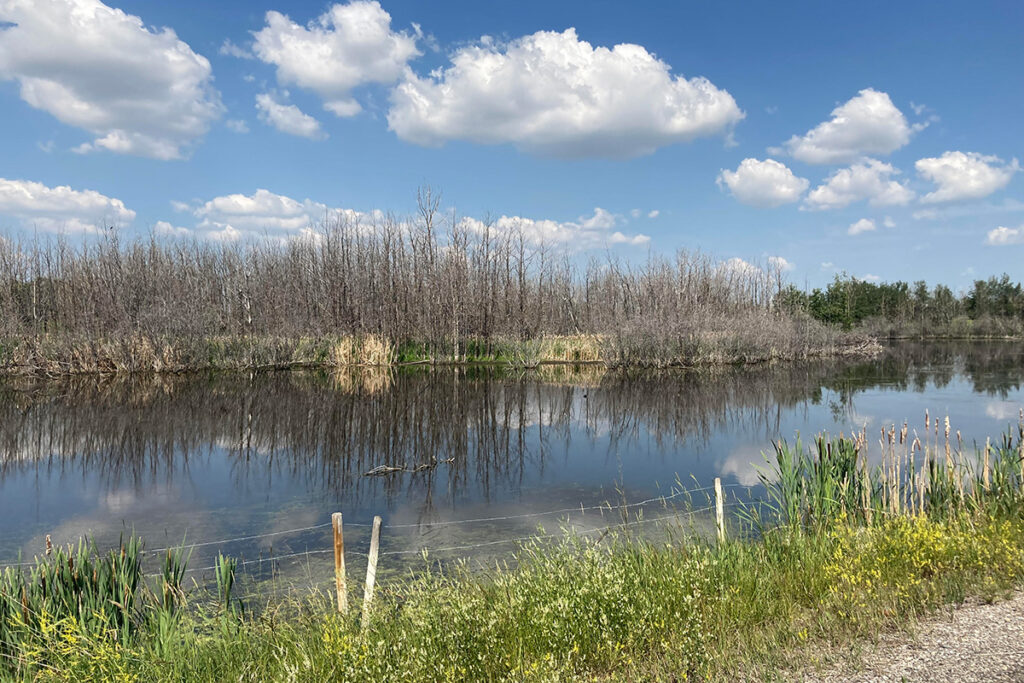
0;481;761;589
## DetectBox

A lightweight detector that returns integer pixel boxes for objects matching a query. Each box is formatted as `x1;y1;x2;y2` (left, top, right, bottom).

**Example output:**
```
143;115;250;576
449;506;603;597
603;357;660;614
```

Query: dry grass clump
536;334;604;363
328;335;395;367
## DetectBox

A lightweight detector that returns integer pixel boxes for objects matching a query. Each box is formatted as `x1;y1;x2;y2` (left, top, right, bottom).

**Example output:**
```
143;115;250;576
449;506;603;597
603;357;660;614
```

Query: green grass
2;423;1023;681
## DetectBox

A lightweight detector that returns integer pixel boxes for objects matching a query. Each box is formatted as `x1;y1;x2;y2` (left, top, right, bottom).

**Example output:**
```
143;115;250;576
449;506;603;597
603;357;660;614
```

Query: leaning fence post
332;512;348;614
714;477;725;543
361;515;382;630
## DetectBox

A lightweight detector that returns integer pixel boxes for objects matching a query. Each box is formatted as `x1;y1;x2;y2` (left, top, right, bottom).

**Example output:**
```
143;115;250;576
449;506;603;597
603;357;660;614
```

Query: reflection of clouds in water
104;489;139;513
986;401;1023;422
719;443;774;487
848;412;874;430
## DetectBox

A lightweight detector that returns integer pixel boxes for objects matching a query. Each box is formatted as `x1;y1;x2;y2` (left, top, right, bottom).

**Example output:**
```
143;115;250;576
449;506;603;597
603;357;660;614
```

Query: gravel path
804;591;1024;682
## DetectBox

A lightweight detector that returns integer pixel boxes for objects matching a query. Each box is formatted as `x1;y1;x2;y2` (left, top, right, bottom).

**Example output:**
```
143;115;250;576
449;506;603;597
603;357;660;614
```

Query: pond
1;341;1022;590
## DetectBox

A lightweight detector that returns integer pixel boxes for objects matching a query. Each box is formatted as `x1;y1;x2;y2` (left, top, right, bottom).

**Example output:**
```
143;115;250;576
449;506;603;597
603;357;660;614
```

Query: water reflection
0;341;1021;570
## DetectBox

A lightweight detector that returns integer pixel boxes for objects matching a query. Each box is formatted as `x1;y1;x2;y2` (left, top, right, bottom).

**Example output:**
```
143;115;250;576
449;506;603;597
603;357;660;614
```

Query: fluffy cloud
781;89;917;164
719;257;760;278
804;159;915;210
916;151;1019;203
459;208;649;249
0;0;222;160
176;191;648;249
153;221;191;238
767;256;794;272
716;158;809;207
388;28;743;158
252;1;419;117
0;177;135;233
256;93;326;139
985;225;1024;246
188;189;359;240
848;218;877;235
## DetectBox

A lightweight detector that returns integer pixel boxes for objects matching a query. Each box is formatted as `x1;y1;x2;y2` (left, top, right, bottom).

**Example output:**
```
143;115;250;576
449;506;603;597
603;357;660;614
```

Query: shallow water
0;341;1021;588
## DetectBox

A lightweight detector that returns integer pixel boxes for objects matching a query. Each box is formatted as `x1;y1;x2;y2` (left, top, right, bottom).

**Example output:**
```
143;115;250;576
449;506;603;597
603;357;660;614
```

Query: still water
0;342;1021;584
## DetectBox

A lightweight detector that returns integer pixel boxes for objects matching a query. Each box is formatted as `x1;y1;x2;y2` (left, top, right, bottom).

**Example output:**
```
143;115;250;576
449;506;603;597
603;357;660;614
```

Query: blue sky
0;0;1021;289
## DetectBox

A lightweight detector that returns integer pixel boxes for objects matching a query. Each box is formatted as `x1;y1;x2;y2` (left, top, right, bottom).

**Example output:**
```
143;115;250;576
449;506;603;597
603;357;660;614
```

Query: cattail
945;419;953;470
983;437;991;492
914;436;926;513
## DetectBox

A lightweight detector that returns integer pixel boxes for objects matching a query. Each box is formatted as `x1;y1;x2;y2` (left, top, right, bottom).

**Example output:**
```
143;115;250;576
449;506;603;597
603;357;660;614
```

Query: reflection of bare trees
0;342;1016;506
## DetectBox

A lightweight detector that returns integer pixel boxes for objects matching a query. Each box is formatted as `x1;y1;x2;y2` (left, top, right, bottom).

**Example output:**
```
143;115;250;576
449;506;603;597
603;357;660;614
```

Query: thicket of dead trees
0;193;860;371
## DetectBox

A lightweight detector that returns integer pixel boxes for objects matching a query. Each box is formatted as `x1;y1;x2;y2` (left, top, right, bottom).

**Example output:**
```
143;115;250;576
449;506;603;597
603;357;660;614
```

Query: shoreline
0;333;882;377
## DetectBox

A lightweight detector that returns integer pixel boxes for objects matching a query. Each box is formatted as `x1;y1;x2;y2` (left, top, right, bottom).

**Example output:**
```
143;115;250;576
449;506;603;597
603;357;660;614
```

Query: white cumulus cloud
388;28;743;158
804;159;915;210
183;191;649;249
916;151;1020;203
0;0;222;160
256;93;326;139
252;1;419;117
153;221;191;238
459;208;649;249
848;218;877;235
190;189;354;240
716;158;809;207
782;89;917;165
0;177;135;233
985;225;1024;246
767;256;794;272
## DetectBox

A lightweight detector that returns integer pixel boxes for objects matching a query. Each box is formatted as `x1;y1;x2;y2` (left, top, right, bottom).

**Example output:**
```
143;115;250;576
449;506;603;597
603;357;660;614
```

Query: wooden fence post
714;477;725;543
361;516;382;630
332;512;348;614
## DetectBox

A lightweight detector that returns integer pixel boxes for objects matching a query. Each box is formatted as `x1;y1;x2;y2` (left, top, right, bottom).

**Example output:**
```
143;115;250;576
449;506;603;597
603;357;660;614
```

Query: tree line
778;274;1024;337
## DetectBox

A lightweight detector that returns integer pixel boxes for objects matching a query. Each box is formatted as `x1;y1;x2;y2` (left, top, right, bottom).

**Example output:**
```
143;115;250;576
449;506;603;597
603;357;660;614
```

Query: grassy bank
0;325;877;375
2;419;1022;681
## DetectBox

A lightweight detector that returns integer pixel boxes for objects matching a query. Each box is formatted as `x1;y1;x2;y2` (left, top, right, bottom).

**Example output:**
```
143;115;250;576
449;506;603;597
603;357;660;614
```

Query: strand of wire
380;502;743;557
174;502;739;575
2;482;757;570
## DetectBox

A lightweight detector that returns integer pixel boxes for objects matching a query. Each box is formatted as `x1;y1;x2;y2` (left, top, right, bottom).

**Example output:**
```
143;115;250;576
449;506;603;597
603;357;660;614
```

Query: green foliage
784;273;1024;337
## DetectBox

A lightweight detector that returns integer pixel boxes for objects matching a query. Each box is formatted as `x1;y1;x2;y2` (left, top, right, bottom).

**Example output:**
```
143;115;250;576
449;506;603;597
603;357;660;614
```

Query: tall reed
759;412;1024;530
